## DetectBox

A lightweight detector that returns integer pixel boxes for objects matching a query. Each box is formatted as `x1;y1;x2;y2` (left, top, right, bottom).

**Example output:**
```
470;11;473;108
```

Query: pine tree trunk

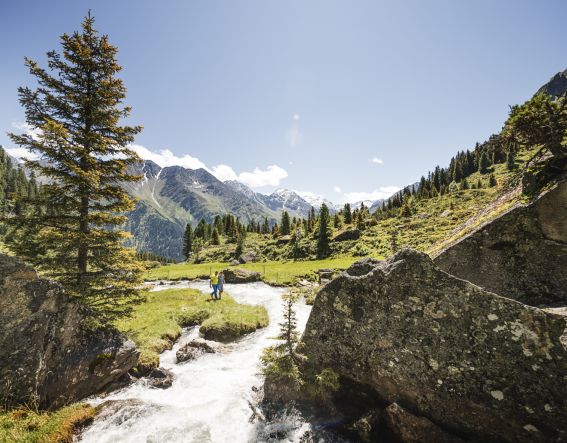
78;178;89;282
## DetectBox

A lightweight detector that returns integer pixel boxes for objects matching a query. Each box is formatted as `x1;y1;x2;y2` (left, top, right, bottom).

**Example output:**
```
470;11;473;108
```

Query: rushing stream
78;281;319;443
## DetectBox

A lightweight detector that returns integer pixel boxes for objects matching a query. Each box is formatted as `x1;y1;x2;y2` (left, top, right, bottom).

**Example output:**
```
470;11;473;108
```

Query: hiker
210;271;219;300
218;272;225;300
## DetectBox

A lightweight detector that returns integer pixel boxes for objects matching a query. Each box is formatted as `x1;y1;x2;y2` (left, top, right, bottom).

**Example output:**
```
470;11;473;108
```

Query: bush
311;368;340;398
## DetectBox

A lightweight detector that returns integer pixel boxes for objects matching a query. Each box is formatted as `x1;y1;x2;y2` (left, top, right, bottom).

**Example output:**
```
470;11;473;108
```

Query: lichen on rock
434;179;567;305
301;249;567;442
0;254;139;409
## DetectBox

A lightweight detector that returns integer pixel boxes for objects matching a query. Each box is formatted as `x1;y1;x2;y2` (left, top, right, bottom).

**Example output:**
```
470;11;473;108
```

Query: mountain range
9;68;566;261
122;67;567;260
122;160;359;260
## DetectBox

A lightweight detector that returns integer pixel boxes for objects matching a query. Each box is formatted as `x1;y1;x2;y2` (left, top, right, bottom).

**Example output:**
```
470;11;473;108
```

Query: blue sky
1;0;566;203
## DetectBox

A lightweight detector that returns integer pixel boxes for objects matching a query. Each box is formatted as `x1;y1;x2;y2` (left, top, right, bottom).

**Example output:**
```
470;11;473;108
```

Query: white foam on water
79;281;313;443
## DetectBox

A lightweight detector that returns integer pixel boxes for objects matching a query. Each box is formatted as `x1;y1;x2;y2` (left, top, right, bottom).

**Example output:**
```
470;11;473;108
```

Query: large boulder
301;249;567;442
222;267;261;283
333;229;361;242
176;338;224;363
0;254;139;409
434;179;567;305
238;252;258;264
147;367;174;389
382;403;463;443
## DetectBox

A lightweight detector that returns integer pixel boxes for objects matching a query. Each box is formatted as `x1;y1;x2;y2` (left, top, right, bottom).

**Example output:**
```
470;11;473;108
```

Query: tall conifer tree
316;203;331;259
6;13;143;325
343;203;352;224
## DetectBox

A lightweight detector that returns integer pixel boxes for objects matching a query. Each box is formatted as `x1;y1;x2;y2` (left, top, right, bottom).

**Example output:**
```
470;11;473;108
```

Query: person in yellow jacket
210;271;220;300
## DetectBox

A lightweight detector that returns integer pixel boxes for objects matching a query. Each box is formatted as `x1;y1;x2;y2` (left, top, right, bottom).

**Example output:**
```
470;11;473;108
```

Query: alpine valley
122;161;349;260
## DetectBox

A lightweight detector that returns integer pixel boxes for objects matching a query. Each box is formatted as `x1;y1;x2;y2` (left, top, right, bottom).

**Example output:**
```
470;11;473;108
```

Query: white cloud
5;122;42;161
333;186;342;193
370;157;384;164
130;144;207;170
286;113;302;147
12;122;42;140
5;147;38;161
238;165;288;188
133;144;288;188
212;163;288;188
343;186;400;203
211;164;238;182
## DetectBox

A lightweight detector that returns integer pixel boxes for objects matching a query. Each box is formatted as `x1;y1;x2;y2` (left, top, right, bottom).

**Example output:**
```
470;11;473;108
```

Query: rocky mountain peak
536;67;567;99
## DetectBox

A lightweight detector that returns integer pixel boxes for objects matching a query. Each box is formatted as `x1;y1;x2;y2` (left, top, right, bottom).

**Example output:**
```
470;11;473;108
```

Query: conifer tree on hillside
194;219;208;240
399;194;412;218
478;151;491;174
212;227;221;245
183;224;193;260
235;234;244;258
261;217;270;235
280;211;291;236
506;93;567;164
343;203;352;224
390;230;399;254
192;237;204;262
307;206;316;233
333;213;342;229
316;203;331;259
6;14;143;325
489;173;497;187
356;210;365;230
272;223;280;238
291;227;302;261
506;150;516;171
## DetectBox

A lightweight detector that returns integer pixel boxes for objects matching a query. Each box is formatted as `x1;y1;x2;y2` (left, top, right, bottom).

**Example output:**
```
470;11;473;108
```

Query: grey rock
222;267;261;283
434;179;567;305
350;410;380;443
147;367;174;389
176;338;223;363
0;254;139;409
317;268;335;283
301;249;567;443
344;257;382;277
276;235;292;244
238;252;258;264
333;229;361;242
383;403;463;443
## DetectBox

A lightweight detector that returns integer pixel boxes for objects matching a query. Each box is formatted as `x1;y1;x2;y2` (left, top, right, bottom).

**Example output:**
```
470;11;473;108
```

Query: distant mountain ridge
123;160;362;259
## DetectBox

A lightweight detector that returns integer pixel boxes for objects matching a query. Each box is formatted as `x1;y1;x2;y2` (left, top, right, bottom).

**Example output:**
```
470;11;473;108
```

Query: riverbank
0;283;270;443
145;256;362;285
0;404;95;443
78;281;312;443
116;285;269;372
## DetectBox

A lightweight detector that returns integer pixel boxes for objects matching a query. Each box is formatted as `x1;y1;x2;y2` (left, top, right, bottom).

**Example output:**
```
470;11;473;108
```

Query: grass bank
145;256;362;285
115;288;268;371
0;404;95;443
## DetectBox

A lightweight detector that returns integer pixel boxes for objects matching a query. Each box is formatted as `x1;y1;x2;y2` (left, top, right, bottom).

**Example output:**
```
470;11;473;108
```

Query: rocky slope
536;68;567;99
301;249;567;442
0;254;138;409
434;178;567;306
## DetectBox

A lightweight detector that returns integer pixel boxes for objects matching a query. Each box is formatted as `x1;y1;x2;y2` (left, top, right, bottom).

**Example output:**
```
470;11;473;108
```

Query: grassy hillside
146;256;363;284
151;147;531;277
